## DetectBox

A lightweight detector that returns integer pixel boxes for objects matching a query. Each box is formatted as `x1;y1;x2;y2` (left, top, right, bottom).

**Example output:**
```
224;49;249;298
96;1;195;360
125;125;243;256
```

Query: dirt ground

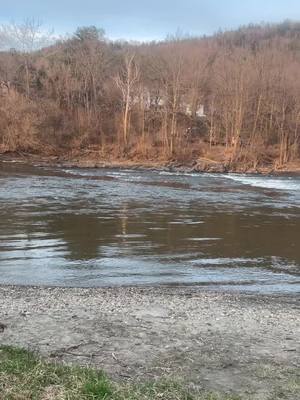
0;286;299;399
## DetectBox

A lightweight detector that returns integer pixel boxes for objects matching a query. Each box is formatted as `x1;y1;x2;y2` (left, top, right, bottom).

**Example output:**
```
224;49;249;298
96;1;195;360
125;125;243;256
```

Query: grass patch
0;345;244;400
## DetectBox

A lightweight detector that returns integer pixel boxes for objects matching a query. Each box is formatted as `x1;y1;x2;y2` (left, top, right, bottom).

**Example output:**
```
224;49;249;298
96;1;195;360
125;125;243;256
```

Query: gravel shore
0;286;299;398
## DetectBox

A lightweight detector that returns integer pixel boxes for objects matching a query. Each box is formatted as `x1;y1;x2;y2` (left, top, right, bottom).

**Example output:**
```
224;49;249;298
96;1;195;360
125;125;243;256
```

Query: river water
0;161;299;293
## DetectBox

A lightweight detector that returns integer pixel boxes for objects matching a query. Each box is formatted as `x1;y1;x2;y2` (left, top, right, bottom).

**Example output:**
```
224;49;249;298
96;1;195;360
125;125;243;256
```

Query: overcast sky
1;0;300;41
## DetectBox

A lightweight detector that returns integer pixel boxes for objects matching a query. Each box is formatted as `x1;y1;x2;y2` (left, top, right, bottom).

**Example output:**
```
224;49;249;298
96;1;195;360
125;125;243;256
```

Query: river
0;161;299;293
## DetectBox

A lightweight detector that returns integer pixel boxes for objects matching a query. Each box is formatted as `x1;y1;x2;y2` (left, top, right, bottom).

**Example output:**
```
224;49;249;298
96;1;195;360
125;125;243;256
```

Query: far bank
1;151;300;176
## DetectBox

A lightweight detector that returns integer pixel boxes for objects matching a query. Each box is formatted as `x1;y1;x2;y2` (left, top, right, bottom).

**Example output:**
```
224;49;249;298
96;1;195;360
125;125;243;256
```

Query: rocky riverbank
0;286;299;399
1;151;300;175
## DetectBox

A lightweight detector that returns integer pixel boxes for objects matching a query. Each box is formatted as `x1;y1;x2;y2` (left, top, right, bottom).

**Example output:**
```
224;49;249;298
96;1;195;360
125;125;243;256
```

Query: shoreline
0;282;299;298
0;285;299;398
1;152;300;176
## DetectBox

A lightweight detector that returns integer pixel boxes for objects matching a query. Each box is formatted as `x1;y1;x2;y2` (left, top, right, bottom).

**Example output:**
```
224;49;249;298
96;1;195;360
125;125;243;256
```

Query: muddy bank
0;286;299;398
1;151;300;175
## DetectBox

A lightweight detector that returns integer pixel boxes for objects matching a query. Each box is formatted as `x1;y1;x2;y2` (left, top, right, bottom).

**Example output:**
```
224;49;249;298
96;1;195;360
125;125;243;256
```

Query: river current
0;161;299;293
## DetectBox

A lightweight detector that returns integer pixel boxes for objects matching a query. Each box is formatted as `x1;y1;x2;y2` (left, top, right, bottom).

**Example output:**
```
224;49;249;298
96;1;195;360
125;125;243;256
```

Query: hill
0;21;300;172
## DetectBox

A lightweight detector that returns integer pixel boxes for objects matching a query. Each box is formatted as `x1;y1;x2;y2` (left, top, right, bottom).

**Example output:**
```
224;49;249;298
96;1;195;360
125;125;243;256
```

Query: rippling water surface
0;161;299;293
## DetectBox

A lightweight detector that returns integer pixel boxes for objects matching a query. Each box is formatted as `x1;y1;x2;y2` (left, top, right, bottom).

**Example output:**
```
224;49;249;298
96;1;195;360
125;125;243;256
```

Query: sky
0;0;300;41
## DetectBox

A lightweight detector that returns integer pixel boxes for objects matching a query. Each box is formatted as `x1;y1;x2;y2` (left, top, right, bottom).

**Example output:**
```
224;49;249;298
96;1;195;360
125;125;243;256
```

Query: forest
0;20;300;171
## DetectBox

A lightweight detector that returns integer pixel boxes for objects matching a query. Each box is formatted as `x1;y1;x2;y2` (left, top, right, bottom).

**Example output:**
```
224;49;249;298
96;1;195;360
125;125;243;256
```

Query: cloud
1;0;300;40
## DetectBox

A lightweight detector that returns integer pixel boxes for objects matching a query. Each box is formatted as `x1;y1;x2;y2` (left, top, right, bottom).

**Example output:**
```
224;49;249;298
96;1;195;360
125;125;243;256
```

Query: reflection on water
0;161;299;293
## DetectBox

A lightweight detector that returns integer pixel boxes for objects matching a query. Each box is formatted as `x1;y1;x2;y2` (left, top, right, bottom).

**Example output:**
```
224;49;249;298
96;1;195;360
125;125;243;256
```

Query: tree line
0;20;300;169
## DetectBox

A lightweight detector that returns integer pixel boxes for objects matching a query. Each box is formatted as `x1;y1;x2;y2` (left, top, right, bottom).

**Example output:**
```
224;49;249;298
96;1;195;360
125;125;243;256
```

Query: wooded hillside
1;21;300;170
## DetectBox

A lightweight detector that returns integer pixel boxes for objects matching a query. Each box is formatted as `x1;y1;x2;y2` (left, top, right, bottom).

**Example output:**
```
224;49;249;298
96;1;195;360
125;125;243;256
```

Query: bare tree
114;53;140;149
0;19;53;96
